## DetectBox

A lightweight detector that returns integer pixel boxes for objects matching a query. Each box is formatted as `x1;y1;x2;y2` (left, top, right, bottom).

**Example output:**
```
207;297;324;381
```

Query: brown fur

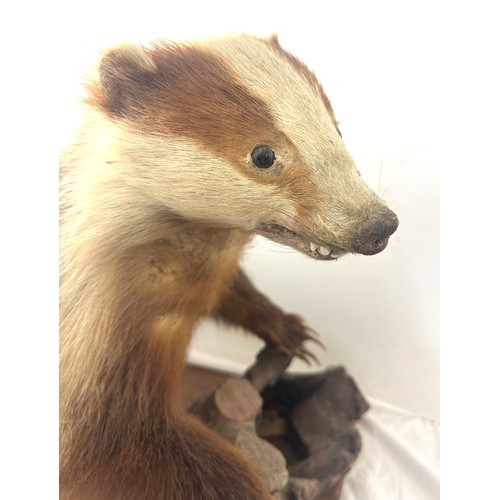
60;216;275;498
88;41;318;217
89;43;277;179
215;269;313;356
60;33;397;499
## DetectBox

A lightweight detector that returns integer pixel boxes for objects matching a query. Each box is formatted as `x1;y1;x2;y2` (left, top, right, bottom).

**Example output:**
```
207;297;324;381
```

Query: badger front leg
214;268;322;364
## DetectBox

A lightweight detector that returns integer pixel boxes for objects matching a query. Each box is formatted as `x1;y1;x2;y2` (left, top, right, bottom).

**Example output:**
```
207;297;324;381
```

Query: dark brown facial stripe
89;43;279;177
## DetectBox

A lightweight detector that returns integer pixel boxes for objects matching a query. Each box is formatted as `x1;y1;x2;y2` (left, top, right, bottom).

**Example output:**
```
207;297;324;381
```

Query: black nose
352;208;399;255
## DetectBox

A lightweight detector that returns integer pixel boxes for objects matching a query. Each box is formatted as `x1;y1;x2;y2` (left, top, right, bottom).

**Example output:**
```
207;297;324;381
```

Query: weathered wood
274;477;321;500
188;351;369;499
233;423;289;495
288;367;368;456
190;378;261;420
288;433;361;479
312;477;344;500
189;377;289;494
256;408;288;439
245;346;292;391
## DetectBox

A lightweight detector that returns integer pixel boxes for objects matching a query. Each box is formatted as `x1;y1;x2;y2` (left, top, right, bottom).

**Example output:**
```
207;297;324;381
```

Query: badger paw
273;314;325;366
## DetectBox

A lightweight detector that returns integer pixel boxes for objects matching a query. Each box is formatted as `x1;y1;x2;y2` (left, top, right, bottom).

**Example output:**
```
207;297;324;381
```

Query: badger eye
251;146;275;169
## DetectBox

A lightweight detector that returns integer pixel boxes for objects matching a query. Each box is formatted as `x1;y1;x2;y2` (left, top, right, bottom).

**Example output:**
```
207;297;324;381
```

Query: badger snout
352;208;399;255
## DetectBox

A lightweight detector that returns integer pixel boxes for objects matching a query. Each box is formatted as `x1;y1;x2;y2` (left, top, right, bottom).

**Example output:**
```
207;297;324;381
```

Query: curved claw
303;327;327;351
295;347;321;366
265;313;325;367
275;344;294;358
275;343;320;366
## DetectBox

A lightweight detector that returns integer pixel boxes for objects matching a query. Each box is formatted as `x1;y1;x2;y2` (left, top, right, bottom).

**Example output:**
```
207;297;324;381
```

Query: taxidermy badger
59;33;398;499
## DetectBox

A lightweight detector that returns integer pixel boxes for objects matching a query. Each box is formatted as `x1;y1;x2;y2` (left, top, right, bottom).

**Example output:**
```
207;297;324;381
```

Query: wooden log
189;377;289;494
190;378;262;440
290;368;368;455
233;423;289;495
274;477;321;500
288;432;361;479
312;477;344;500
256;366;369;498
256;408;288;439
245;346;292;391
188;355;369;499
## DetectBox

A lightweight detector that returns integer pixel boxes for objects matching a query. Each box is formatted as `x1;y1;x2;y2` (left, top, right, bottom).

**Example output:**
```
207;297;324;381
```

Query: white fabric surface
343;398;440;500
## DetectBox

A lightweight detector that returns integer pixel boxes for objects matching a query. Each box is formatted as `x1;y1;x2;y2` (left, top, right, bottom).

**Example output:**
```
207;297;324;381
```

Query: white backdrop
59;1;439;422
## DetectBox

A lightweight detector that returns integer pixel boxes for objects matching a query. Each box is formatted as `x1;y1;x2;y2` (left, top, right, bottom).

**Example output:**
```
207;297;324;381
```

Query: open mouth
256;223;345;261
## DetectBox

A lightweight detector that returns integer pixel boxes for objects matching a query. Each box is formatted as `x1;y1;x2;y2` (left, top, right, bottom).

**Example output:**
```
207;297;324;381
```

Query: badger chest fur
59;34;398;499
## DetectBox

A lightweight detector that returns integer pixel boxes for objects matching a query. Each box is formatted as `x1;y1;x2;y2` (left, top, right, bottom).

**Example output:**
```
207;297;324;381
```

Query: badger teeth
318;245;331;256
310;242;334;257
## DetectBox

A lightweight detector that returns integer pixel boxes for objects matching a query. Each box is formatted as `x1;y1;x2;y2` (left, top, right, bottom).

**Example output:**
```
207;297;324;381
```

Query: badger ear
97;44;158;114
267;33;281;48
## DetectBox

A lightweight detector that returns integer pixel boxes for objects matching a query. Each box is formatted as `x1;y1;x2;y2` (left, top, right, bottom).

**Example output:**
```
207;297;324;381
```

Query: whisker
378;160;383;196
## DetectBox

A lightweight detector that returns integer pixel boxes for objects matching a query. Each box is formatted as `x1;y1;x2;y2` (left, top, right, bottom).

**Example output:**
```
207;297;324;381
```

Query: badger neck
59;150;249;476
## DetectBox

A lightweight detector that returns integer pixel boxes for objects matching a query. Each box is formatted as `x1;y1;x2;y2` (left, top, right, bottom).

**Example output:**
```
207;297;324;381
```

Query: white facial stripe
207;36;341;168
80;112;289;230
